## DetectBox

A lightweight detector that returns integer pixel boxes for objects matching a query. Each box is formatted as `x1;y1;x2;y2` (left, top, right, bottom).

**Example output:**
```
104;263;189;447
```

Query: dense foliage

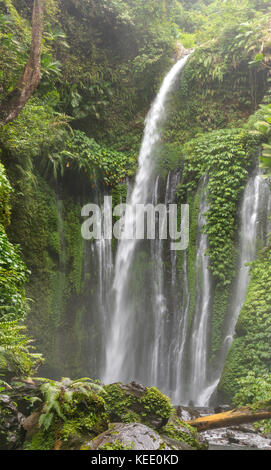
181;129;258;285
219;246;271;404
0;163;42;389
0;0;271;450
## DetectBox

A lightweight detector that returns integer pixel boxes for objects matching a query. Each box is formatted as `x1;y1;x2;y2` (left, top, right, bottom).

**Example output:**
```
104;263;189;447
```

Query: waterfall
186;177;213;406
202;170;271;405
150;171;181;390
95;194;114;376
226;174;263;343
100;53;270;405
83;189;114;377
171;250;190;403
103;55;191;384
150;174;168;387
96;196;114;324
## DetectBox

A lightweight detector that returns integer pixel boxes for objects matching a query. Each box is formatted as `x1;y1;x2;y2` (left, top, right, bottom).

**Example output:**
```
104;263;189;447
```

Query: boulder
176;405;201;421
83;422;193;450
103;382;173;430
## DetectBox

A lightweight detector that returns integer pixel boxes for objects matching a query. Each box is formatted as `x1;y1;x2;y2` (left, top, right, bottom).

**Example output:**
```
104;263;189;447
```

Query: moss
60;413;107;443
181;129;256;286
99;440;135;450
161;417;207;450
103;384;136;423
140;387;173;421
103;384;173;428
25;379;109;450
24;429;55;451
64;199;84;296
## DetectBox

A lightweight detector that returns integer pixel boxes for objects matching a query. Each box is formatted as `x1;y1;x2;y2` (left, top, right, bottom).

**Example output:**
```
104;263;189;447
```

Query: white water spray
103;55;190;383
200;171;271;405
187;177;212;406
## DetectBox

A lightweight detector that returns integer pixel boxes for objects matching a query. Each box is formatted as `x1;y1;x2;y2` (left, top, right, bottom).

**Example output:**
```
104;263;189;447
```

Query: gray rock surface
0;394;25;450
85;422;193;450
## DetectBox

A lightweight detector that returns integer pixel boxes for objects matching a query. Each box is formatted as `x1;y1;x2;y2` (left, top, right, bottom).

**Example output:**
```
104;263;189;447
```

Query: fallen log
186;403;271;432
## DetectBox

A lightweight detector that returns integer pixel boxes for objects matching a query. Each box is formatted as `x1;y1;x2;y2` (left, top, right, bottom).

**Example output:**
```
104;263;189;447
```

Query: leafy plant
181;129;257;285
0;321;43;384
38;377;105;431
53;129;136;186
252;103;271;172
0;224;29;322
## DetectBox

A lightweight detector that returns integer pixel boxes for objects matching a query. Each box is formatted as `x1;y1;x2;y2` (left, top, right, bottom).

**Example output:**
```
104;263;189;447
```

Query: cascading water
95;195;114;337
150;174;168;387
201;169;271;405
225;173;265;345
83;189;114;377
185;177;213;406
100;53;270;406
171;250;190;403
150;171;182;389
103;55;191;384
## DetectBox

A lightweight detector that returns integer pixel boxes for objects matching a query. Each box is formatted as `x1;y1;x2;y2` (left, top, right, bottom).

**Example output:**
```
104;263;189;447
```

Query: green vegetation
181;129;257;285
24;377;108;450
0;0;271;450
21;380;203;450
252;103;271;172
161;418;206;450
219;247;271;404
102;384;173;427
0;163;42;390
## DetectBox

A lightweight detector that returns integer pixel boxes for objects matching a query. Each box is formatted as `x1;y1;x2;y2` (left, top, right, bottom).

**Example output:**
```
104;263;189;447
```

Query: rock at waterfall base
82;422;193;450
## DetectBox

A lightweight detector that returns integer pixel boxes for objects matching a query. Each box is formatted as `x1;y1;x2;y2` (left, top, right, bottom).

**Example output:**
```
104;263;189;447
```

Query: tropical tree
0;0;45;126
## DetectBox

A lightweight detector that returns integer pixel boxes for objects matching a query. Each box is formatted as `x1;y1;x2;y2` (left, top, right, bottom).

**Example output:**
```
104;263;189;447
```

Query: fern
37;377;105;431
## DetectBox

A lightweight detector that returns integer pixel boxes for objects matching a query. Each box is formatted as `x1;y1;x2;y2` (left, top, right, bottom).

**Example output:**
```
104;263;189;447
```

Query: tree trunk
186;404;271;432
0;0;44;126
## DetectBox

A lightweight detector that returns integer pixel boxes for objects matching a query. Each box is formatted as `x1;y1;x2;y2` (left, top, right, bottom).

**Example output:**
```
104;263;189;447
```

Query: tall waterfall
150;171;182;390
103;55;190;384
201;170;271;405
186;177;213;406
95;195;114;366
99;55;270;405
83;189;114;377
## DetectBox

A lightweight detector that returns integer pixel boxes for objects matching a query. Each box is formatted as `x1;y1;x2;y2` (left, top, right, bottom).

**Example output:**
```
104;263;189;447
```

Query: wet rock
227;433;240;445
0;394;25;450
120;382;146;398
175;405;200;421
214;405;231;414
175;43;194;61
22;411;40;440
83;423;193;450
164;413;208;450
